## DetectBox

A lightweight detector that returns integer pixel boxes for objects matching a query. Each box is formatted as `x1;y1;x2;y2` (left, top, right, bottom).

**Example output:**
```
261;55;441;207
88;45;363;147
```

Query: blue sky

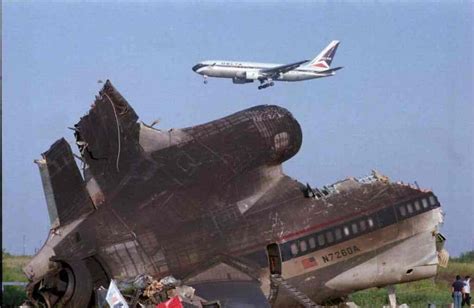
3;2;473;257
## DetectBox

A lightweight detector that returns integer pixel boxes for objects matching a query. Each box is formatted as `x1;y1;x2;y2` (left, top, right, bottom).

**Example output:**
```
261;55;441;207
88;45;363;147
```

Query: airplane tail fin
36;138;94;227
305;40;340;71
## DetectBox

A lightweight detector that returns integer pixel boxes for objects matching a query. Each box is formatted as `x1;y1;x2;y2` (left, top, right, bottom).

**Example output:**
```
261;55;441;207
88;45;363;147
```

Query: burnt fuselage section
25;81;445;307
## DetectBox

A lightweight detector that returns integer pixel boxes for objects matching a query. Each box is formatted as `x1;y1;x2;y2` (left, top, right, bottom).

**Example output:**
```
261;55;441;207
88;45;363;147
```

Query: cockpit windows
192;63;208;71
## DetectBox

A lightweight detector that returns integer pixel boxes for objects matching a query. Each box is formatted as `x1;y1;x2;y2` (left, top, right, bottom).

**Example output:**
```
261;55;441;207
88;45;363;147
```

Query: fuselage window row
286;195;438;258
289;216;376;257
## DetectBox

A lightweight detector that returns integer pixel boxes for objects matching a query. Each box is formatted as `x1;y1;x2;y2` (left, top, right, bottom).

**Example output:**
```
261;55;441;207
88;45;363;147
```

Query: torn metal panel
86;177;105;207
139;123;192;153
437;249;449;268
75;80;141;193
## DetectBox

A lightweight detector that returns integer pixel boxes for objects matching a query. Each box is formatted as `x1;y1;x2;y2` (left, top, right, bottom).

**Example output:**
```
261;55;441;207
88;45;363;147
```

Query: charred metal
24;81;447;307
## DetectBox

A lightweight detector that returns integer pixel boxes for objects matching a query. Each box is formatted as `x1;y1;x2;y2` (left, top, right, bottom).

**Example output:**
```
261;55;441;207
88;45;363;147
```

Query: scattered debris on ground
97;274;218;308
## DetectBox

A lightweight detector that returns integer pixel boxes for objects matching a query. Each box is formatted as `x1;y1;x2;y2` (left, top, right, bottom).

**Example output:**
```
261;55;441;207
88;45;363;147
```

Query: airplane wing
260;60;309;76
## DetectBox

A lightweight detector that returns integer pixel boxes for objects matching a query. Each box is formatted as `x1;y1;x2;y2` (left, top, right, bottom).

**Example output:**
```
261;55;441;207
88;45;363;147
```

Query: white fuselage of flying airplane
192;40;343;90
193;61;335;82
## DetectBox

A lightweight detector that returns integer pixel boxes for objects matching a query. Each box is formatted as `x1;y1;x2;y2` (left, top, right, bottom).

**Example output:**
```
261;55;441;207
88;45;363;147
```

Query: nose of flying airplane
192;63;207;73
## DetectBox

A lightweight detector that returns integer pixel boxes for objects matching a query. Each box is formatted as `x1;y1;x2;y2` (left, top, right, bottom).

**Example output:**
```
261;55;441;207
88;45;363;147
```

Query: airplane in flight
192;40;343;90
24;81;448;307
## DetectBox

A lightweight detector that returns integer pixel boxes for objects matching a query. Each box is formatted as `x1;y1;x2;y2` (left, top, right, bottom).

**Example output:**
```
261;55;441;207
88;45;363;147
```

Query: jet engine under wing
260;60;309;76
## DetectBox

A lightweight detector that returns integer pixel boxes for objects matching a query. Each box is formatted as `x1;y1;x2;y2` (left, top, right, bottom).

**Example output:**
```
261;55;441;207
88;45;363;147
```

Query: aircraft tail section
305;40;340;71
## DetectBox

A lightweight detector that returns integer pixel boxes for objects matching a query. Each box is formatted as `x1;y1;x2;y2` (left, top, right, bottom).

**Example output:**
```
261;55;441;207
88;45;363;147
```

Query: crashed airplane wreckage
25;80;448;307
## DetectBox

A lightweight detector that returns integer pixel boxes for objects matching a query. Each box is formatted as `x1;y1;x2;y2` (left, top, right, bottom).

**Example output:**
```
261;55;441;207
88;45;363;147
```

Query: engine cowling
234;70;261;82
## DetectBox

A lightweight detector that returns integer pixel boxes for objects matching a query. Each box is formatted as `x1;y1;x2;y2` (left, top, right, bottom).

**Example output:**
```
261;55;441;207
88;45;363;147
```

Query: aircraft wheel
258;86;262;90
28;259;93;308
270;82;275;86
59;260;93;307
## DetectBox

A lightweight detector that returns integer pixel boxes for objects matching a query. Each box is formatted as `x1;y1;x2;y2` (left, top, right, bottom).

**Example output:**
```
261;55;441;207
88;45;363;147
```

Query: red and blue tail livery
306;40;340;70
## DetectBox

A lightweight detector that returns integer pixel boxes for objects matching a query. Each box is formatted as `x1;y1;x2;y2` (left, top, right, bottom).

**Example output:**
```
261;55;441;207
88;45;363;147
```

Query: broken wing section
36;138;94;227
75;80;141;192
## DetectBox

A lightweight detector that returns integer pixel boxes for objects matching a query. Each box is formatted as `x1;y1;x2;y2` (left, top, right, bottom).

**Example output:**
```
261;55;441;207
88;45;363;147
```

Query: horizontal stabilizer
318;66;344;74
37;138;94;226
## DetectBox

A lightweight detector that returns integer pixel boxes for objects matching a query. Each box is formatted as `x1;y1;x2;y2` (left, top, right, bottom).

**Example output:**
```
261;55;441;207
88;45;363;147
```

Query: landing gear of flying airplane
258;81;275;90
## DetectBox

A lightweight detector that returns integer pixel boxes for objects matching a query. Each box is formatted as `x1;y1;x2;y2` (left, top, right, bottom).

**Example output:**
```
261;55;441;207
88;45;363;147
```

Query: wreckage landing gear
203;76;208;84
28;260;93;308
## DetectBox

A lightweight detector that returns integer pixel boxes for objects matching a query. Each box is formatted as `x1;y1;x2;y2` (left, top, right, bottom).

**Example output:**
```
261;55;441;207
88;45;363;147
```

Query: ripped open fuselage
24;81;446;307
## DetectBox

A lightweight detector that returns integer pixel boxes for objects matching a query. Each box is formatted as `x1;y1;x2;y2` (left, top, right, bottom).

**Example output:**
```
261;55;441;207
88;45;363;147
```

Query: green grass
2;251;32;306
3;286;29;306
349;257;474;308
2;252;31;282
350;279;452;307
